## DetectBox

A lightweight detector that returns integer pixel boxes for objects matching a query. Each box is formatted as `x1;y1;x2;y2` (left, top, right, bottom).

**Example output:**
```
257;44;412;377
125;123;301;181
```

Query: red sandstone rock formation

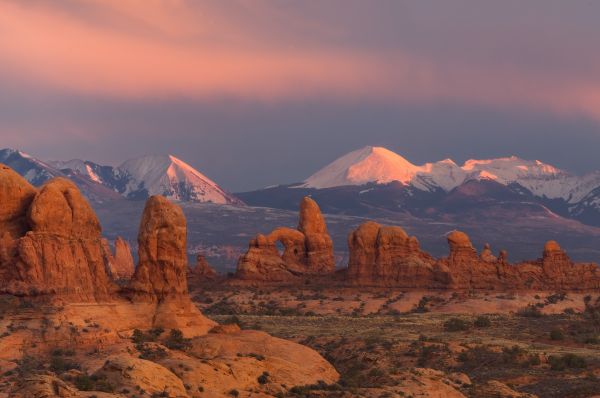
347;221;438;287
298;196;335;273
345;224;600;291
112;237;135;280
189;254;217;280
126;195;215;332
0;164;36;240
128;195;189;298
0;174;116;301
235;197;335;282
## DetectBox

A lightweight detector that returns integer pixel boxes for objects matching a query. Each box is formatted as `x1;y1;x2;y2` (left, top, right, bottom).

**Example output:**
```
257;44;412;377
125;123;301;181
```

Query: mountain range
237;146;600;228
2;145;600;265
0;148;242;205
2;145;600;228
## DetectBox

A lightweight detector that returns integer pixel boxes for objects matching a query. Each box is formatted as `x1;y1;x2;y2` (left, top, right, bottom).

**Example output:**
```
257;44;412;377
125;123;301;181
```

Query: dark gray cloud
1;1;600;191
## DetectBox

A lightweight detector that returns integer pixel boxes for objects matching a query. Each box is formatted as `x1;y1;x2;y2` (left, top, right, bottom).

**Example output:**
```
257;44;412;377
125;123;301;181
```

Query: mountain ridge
1;148;243;205
240;146;600;229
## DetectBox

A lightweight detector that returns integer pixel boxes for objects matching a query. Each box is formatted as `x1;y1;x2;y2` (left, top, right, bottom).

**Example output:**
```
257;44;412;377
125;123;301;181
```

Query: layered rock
128;195;189;299
111;237;135;280
298;196;335;273
347;221;438;287
345;224;600;290
126;195;216;333
0;164;36;240
0;176;116;301
235;196;335;282
189;254;217;280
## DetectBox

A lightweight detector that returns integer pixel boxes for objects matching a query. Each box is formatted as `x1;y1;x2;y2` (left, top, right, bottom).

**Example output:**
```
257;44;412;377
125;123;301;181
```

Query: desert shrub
443;317;470;332
546;292;567;304
74;374;115;392
16;355;44;376
257;371;269;384
474;316;491;327
237;352;265;361
138;345;167;361
289;380;342;395
549;354;587;371
517;305;544;318
50;356;80;373
413;296;431;313
228;389;240;397
550;329;565;340
131;329;146;344
148;327;164;339
165;329;192;351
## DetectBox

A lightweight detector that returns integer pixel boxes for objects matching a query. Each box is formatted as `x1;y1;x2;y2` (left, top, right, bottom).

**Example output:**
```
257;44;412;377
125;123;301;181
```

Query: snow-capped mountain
302;146;600;203
118;154;242;204
239;145;600;228
1;148;243;205
0;148;62;186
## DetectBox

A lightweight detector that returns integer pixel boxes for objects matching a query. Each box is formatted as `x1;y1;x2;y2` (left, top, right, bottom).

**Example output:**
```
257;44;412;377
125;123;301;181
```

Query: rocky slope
0;163;338;397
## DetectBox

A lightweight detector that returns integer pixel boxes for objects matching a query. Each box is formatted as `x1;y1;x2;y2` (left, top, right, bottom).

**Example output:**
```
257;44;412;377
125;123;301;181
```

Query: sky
1;0;600;191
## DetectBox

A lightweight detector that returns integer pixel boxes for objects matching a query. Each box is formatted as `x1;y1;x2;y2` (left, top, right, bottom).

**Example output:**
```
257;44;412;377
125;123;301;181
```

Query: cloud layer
1;0;600;119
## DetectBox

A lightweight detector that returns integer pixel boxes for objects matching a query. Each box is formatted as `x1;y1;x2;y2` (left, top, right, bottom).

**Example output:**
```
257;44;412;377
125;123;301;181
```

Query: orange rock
2;177;116;301
190;254;217;280
347;221;438;287
298;196;335;273
0;164;36;240
129;195;188;299
126;195;216;334
235;196;335;282
111;237;135;280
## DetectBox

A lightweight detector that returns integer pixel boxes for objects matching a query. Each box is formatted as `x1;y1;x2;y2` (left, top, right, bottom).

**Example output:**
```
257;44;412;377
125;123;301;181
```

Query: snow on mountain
50;159;103;183
0;148;62;186
303;146;423;189
119;154;242;204
1;148;243;205
302;146;600;203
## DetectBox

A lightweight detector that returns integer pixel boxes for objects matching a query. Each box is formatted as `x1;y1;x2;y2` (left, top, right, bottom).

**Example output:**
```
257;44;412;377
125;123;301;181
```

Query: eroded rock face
127;195;216;333
0;164;36;240
1;177;116;301
129;195;188;298
346;225;600;290
298;197;335;273
189;254;217;280
347;222;438;287
235;196;335;282
111;237;135;280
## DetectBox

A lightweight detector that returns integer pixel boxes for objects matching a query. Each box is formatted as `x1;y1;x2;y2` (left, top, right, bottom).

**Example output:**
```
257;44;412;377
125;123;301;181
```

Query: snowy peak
303;146;422;189
119;154;242;205
0;148;62;186
462;156;564;181
0;148;243;205
302;146;600;203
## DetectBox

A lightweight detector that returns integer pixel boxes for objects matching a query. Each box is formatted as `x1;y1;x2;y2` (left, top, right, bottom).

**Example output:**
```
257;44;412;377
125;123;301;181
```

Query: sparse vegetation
443;317;470;332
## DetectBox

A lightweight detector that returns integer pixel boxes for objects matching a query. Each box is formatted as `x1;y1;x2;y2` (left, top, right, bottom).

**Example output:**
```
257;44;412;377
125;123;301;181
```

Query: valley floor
197;286;600;398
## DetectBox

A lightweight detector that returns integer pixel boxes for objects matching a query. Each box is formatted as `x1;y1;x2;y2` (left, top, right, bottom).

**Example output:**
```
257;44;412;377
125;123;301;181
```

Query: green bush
517;305;544;318
549;353;586;370
443;317;470;332
257;371;269;384
474;316;491;327
165;329;192;351
550;329;564;341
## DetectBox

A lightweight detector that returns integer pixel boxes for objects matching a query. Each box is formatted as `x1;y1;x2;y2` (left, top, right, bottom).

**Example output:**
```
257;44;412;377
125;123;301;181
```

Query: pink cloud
1;1;600;121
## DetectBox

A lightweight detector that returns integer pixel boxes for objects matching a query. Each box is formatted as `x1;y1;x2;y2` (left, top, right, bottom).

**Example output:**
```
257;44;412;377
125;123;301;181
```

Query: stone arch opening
275;240;285;257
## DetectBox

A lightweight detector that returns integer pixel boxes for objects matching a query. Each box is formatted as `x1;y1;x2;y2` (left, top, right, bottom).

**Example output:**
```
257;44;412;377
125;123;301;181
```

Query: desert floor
196;285;600;397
